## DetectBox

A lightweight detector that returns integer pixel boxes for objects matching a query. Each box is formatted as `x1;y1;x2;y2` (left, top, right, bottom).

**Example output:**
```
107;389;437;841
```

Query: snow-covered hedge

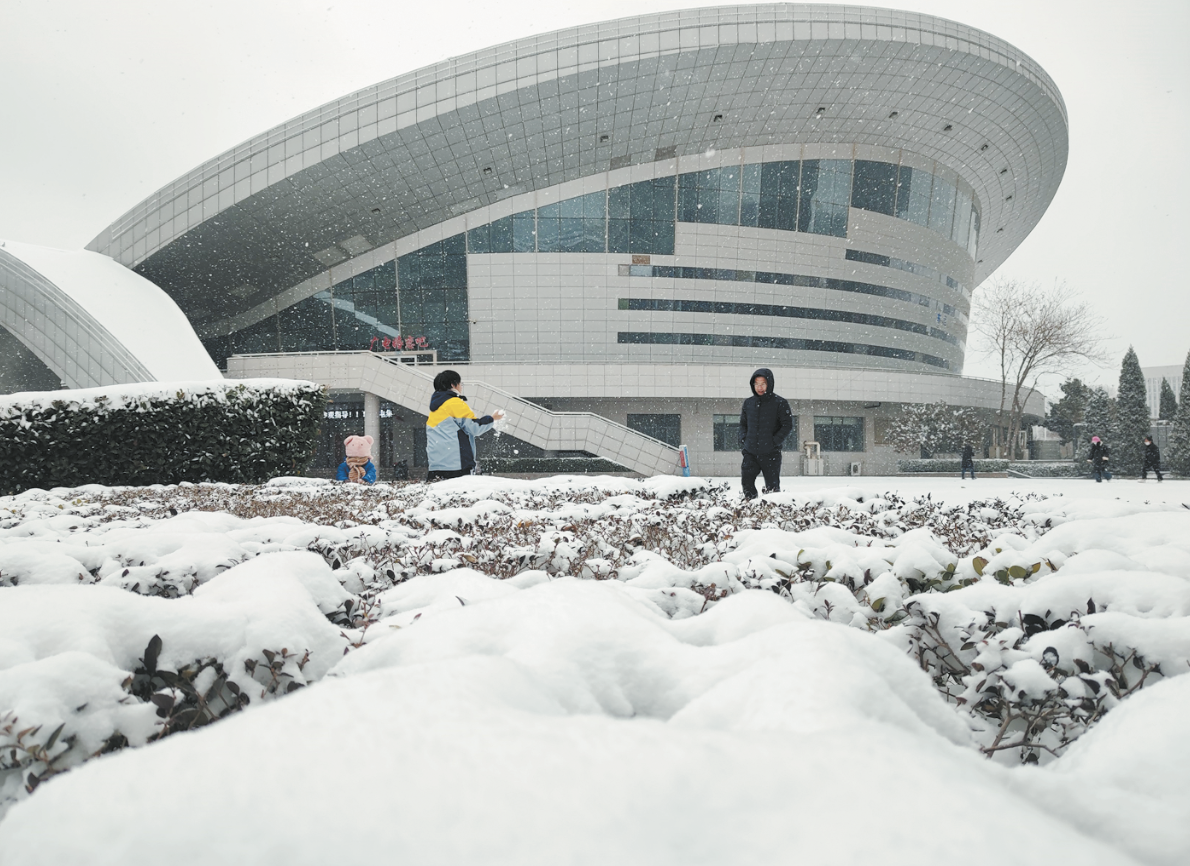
1009;461;1088;478
2;478;1189;863
0;380;326;494
898;458;1009;473
482;457;630;474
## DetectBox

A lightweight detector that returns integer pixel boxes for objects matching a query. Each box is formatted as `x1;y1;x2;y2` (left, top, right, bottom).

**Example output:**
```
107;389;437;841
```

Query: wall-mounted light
712;114;723;122
483;166;492;175
599;134;610;142
1005;195;1013;202
888;111;899;119
979;143;989;152
943;123;953;132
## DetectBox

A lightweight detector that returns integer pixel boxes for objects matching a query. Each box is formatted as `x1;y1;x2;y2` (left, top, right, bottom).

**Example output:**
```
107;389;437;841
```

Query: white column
363;392;380;448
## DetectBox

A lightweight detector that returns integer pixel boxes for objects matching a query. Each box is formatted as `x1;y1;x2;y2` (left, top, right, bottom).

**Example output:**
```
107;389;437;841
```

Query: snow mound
0;476;1187;864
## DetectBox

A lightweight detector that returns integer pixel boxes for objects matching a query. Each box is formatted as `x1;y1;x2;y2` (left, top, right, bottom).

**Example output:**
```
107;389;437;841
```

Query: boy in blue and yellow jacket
425;370;505;481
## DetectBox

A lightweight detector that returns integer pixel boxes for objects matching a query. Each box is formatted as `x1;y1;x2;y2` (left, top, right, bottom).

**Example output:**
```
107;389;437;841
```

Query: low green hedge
0;380;326;495
481;457;630;475
897;459;1010;473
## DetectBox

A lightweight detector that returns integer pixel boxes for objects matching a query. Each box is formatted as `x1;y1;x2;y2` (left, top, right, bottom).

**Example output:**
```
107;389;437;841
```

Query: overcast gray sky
1;0;1187;388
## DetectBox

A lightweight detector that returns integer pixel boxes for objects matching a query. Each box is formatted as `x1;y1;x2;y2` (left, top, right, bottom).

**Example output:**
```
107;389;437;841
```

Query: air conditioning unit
849;461;862;476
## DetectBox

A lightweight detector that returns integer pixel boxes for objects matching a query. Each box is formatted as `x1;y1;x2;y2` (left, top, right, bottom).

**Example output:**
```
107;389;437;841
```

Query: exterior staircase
225;351;681;476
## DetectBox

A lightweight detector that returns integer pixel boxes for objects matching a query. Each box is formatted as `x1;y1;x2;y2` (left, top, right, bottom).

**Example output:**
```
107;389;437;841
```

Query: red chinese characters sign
370;335;429;352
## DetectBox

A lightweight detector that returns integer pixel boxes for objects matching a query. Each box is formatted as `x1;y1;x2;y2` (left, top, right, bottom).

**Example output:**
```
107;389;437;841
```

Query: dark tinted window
627;413;681;447
851;160;897;216
814;416;865;451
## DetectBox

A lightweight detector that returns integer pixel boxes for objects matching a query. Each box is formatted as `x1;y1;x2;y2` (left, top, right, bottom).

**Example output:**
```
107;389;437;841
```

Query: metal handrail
371;355;678;451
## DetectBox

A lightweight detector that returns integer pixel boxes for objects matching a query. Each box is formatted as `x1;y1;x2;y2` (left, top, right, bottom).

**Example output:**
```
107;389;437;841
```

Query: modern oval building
3;4;1066;476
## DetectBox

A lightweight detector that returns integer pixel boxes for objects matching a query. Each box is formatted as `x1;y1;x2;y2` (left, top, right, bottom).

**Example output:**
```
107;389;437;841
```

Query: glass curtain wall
220;156;979;367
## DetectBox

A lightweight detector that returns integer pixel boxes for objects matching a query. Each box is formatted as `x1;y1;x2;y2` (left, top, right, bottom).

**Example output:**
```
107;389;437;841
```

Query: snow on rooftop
2;240;221;383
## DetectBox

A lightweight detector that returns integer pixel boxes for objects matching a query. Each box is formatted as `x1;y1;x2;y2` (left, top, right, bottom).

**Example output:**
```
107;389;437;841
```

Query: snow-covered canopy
0;239;220;387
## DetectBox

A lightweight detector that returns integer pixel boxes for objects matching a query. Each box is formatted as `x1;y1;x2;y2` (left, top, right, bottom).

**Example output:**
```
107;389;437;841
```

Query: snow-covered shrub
480;457;629;474
1;475;1186;826
893;589;1179;765
897;459;1009;473
1008;461;1087;478
0;380;326;494
883;401;987;455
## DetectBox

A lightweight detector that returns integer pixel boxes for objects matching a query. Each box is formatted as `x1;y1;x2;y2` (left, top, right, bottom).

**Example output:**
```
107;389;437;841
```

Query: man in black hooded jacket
739;368;794;499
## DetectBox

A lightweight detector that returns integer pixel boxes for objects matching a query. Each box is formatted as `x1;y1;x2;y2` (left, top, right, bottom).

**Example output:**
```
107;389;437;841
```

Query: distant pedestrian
739;368;794;500
1087;436;1111;483
336;435;377;484
961;443;976;480
1141;435;1163;482
425;370;505;481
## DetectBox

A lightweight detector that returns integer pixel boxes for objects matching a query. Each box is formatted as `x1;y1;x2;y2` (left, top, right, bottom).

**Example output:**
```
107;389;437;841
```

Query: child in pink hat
336;435;377;484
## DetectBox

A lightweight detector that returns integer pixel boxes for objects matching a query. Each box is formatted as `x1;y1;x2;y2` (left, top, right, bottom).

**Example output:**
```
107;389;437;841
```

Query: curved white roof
0;240;221;387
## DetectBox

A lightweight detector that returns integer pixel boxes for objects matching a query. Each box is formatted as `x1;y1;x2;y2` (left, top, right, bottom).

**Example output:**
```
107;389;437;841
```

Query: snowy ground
1;474;1188;865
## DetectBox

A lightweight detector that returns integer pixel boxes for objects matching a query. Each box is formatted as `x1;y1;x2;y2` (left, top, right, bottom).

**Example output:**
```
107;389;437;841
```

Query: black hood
429;389;466;413
750;368;775;397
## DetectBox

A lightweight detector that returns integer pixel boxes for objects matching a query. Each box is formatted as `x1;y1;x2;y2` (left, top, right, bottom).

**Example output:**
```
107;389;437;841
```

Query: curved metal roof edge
89;3;1066;254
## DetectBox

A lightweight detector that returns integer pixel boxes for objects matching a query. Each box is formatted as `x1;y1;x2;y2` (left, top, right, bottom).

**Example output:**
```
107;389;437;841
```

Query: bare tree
972;279;1106;460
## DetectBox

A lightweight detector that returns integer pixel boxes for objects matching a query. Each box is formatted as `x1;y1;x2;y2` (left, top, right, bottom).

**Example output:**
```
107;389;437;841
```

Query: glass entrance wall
214;240;470;364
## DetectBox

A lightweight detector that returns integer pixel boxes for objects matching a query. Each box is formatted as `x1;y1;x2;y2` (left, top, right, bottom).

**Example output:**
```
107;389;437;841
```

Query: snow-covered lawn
1;475;1188;865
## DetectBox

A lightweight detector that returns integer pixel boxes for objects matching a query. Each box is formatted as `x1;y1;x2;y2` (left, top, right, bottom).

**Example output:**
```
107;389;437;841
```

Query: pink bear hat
344;435;373;458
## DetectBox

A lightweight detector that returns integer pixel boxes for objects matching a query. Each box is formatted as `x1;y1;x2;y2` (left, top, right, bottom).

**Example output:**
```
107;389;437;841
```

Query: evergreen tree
1083;387;1115;459
1044;379;1088;446
1169;351;1190;475
1159;378;1178;421
1114;347;1149;475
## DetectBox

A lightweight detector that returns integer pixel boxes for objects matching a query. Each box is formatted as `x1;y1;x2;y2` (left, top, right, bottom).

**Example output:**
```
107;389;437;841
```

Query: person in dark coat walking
1142;435;1163;482
739;368;794;500
961;443;976;480
1087;436;1111;482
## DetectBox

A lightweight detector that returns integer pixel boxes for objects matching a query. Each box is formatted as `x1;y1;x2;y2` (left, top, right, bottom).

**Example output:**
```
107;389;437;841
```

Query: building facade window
463;157;979;260
620;297;958;346
814;416;865;451
799;159;853;237
679;166;742;226
851;160;898;216
845;249;968;301
397;234;469;361
619;332;950;370
627;413;681;446
713;414;798;451
221;156;977;366
609;177;676;255
618;265;966;325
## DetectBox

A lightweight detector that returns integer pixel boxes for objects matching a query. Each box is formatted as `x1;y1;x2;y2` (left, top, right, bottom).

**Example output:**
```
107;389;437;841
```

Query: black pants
426;468;470;482
1142;461;1163;481
741;450;781;499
